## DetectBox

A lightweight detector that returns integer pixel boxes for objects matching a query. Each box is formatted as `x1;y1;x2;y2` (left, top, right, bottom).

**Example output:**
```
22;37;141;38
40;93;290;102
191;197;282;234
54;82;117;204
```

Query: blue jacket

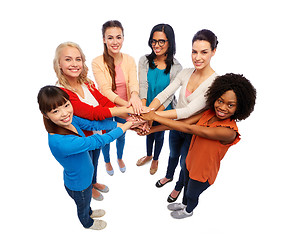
48;116;123;191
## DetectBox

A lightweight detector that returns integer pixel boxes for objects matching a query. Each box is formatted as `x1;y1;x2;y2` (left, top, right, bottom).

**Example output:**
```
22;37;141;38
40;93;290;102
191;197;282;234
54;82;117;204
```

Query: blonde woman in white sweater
147;29;219;202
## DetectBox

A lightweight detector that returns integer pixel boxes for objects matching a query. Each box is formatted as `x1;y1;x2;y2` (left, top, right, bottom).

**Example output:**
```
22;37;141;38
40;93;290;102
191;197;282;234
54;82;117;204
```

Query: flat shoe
167;190;181;203
150;166;158;175
92;192;104;201
94;185;109;193
105;163;114;176
106;169;114;176
90;209;106;218
136;156;152;166
155;178;173;188
89;219;107;230
150;161;158;175
117;160;126;173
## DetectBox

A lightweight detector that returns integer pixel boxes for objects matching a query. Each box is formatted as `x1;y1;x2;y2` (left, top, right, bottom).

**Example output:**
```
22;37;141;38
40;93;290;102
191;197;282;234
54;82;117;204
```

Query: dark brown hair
37;85;80;136
192;29;218;50
102;20;124;91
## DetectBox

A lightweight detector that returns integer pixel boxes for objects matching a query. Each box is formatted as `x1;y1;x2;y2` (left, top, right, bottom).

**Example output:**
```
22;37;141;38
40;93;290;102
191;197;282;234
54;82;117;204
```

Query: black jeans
182;166;210;213
146;121;165;160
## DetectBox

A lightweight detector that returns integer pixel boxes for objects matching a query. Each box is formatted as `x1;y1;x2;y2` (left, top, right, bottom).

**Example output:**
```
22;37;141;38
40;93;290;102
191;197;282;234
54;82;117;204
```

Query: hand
126;115;147;126
140;105;152;114
117;121;133;132
131;123;151;136
127;92;142;115
140;110;156;121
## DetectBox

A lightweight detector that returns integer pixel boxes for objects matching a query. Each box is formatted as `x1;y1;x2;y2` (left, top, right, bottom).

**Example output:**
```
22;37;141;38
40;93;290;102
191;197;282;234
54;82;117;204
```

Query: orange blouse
185;109;240;185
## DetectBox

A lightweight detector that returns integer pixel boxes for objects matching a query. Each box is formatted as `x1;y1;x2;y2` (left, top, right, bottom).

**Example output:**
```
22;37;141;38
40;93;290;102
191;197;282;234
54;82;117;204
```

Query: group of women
38;20;256;230
54;20;219;204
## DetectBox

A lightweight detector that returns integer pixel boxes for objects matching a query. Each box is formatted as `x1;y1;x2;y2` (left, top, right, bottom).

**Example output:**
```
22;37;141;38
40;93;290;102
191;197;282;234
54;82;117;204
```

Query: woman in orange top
141;73;256;219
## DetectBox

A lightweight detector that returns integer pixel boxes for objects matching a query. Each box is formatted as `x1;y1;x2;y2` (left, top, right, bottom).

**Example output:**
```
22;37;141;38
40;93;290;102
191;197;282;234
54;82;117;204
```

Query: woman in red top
141;73;256;219
53;42;135;201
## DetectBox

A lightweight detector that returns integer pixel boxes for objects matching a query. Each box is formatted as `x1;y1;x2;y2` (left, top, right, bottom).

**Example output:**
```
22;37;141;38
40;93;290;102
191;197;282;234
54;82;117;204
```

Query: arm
73;116;117;131
61;87;112;121
92;57;119;103
126;55;142;114
155;109;177;119
138;56;149;101
161;60;183;108
175;72;218;119
109;106;134;118
113;96;129;107
142;111;236;143
52;127;125;157
88;82;116;108
151;69;184;110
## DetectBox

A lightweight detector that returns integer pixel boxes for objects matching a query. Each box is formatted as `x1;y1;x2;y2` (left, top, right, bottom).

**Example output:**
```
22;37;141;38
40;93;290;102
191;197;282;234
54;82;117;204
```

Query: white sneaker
171;208;193;219
90;209;106;218
167;203;186;211
89;219;107;230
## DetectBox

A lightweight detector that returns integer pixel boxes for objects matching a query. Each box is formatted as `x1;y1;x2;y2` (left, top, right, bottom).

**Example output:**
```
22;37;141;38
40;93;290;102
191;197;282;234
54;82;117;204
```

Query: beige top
156;68;218;119
92;53;139;103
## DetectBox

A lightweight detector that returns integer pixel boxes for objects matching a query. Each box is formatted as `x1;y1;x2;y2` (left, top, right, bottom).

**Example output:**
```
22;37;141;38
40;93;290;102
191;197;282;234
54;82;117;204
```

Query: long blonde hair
53;41;93;91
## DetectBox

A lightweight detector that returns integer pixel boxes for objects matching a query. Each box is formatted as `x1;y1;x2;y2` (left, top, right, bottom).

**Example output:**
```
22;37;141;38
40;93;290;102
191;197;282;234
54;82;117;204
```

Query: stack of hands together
126;106;156;136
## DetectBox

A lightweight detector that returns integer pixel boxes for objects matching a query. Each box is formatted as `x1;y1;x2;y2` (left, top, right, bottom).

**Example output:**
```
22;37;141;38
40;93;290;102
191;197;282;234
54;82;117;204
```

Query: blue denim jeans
88;149;101;184
146;121;165;160
182;165;210;213
65;184;93;228
102;117;126;162
165;130;192;191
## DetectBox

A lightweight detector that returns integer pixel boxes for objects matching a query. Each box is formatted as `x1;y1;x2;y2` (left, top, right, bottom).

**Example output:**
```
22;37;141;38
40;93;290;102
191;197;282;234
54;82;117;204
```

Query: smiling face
151;31;169;57
214;90;237;120
191;40;215;70
103;27;124;56
59;46;83;81
45;100;74;129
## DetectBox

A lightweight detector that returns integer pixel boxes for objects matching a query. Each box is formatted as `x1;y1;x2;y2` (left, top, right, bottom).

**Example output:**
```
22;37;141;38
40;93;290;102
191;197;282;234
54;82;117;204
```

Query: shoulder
178;68;194;77
209;72;219;81
172;57;181;66
92;55;104;65
85;80;97;89
170;58;183;73
139;55;148;64
58;86;76;97
122;53;134;60
122;53;136;64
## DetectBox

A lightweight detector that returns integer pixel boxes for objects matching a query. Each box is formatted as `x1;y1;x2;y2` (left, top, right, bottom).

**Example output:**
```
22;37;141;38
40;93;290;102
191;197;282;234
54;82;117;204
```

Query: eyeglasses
150;39;168;47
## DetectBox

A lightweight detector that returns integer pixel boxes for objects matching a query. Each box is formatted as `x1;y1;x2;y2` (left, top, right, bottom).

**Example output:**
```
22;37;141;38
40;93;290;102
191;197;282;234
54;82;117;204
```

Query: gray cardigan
138;55;182;108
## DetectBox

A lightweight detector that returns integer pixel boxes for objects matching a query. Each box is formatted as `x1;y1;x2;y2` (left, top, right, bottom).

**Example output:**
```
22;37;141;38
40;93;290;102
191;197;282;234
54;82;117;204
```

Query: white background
1;0;291;239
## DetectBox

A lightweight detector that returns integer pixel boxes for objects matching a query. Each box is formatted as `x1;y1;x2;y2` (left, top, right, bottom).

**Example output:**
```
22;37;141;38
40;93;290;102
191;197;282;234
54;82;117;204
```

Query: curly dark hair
205;73;257;121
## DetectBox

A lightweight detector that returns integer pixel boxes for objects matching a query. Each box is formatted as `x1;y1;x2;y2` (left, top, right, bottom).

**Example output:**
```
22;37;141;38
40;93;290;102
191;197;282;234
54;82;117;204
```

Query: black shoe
155;178;173;188
167;191;181;203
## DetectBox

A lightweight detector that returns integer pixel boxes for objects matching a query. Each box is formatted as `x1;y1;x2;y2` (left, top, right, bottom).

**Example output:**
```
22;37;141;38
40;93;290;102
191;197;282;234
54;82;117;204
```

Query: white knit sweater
156;68;218;119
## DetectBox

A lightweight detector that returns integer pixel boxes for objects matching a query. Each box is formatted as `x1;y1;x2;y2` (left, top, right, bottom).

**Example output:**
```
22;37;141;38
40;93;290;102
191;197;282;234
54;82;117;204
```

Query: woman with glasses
92;20;142;176
146;29;219;203
136;24;182;175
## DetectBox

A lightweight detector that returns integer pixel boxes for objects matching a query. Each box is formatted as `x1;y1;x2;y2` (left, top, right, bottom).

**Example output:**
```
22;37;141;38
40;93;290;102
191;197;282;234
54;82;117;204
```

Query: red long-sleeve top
60;82;116;136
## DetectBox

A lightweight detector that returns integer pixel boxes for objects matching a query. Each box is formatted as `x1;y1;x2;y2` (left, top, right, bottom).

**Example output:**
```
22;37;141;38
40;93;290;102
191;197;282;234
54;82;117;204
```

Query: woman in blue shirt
137;24;182;175
37;86;133;230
